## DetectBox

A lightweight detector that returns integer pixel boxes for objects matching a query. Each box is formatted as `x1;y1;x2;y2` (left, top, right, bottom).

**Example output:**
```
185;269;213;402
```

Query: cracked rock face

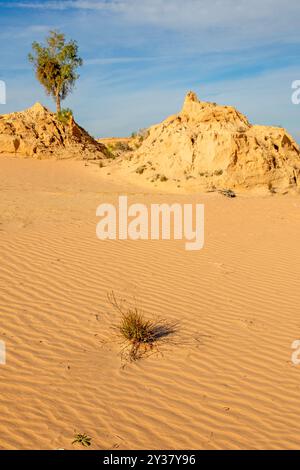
0;103;109;160
128;91;300;193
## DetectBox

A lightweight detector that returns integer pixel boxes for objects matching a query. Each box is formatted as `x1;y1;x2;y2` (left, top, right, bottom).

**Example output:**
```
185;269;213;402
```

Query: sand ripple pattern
1;160;300;449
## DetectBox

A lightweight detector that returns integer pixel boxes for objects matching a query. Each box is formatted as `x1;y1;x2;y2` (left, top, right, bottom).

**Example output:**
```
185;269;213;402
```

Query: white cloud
3;0;299;28
0;24;51;40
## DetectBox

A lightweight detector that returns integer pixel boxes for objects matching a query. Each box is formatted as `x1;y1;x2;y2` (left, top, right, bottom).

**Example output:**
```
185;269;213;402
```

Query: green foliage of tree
57;108;73;125
28;30;83;113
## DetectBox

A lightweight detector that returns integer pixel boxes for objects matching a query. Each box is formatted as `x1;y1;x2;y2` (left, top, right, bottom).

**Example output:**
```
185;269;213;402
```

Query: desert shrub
108;291;176;361
131;128;149;140
120;310;155;344
131;128;149;147
105;145;116;159
268;182;276;194
219;189;236;198
136;165;147;175
160;175;168;182
114;141;131;152
105;141;131;158
57;107;73;125
72;433;92;447
137;128;149;141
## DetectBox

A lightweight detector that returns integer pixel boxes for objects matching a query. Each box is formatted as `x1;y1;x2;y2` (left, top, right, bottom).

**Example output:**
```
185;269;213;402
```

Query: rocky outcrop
0;103;109;160
128;91;300;193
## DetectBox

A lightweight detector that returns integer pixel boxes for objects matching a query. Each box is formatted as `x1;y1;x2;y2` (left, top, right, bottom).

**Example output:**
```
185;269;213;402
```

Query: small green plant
57;107;73;125
108;291;176;361
130;128;149;148
114;141;131;152
72;433;92;447
106;142;130;155
105;146;116;159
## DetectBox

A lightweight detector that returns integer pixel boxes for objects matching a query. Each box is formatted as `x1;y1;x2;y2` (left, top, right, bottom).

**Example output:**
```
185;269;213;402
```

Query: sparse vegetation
160;175;168;182
131;128;149;141
137;128;149;141
136;165;147;175
108;291;176;361
57;107;73;125
105;147;116;159
150;173;168;183
219;189;236;198
105;141;131;159
268;182;276;194
131;128;150;149
114;141;131;152
72;433;92;447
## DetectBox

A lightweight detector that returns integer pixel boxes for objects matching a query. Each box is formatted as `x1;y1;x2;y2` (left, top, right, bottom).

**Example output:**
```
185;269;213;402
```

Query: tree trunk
56;94;61;114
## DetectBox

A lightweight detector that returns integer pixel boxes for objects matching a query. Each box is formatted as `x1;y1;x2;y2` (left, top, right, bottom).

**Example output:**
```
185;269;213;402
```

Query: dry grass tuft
108;291;177;361
72;433;92;447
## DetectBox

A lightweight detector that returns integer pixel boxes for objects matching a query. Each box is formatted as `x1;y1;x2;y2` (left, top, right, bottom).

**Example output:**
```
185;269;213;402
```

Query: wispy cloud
85;56;159;66
2;0;300;29
3;0;300;51
0;24;51;40
0;1;115;10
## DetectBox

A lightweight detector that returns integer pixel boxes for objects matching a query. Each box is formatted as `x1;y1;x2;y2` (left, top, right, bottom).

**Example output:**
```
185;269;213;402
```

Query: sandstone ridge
0;103;108;160
128;91;300;193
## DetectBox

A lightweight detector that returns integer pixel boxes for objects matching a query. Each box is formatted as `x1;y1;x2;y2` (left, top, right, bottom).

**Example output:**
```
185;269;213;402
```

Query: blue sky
0;0;299;140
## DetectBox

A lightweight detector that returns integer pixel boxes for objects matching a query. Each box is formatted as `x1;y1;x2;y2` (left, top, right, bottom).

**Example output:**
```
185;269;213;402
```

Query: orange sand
0;157;300;450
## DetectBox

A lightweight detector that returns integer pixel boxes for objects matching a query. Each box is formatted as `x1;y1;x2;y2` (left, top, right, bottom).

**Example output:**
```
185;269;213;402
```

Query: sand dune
1;157;300;449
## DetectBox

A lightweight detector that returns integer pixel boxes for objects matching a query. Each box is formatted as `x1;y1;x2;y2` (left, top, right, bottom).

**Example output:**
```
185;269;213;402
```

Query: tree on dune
28;30;83;114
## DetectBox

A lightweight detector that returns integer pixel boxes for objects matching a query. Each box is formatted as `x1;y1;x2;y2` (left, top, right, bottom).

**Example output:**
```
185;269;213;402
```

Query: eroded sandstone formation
128;92;300;193
0;103;108;160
